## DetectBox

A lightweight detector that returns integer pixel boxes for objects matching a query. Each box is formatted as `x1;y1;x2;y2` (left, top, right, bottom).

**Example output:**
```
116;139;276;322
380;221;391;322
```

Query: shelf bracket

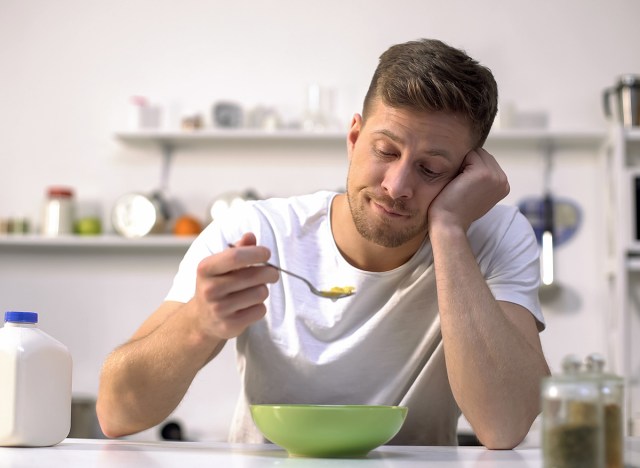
159;143;174;193
540;140;555;195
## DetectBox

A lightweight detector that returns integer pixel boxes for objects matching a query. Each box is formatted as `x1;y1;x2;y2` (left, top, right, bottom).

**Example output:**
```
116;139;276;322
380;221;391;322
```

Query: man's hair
362;38;498;147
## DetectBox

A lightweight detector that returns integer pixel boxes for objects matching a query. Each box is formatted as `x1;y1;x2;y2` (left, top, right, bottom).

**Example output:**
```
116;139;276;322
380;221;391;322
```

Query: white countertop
0;438;638;467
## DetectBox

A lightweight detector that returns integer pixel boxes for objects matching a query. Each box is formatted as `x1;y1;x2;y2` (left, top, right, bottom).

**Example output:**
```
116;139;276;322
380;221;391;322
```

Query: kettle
603;74;640;127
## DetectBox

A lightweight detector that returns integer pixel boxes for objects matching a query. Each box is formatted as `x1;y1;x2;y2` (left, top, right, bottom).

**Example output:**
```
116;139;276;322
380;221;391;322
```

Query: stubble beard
347;187;429;248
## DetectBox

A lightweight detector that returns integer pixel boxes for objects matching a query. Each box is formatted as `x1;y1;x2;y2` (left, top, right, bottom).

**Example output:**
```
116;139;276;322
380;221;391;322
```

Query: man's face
346;100;473;248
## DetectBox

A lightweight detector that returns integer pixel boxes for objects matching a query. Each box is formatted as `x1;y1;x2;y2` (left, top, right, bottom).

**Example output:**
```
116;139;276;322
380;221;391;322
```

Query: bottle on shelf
41;186;75;236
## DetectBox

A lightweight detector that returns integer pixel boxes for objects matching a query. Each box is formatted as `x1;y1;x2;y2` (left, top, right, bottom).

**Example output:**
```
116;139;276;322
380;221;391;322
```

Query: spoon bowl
264;261;356;301
227;244;355;300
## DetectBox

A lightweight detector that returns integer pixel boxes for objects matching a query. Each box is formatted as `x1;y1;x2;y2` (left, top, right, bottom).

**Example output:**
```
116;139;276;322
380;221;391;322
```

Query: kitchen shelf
115;127;606;148
489;128;605;148
628;255;640;271
0;234;194;250
623;128;640;142
116;128;347;143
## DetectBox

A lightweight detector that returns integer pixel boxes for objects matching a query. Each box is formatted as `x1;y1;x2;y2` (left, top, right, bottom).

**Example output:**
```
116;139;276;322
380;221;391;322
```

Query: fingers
430;148;510;233
193;233;279;340
199;240;271;277
464;148;510;197
214;303;268;339
197;261;277;301
234;232;257;247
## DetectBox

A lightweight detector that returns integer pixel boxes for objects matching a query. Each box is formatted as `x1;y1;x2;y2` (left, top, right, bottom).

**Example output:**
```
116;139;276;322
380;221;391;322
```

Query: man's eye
375;147;396;157
419;165;439;177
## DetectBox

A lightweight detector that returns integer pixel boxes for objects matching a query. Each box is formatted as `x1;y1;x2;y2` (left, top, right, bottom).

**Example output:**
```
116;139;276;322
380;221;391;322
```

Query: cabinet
604;125;640;436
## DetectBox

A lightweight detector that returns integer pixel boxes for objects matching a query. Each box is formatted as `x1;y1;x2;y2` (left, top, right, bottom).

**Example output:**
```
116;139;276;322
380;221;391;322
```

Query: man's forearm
97;303;225;437
430;224;550;449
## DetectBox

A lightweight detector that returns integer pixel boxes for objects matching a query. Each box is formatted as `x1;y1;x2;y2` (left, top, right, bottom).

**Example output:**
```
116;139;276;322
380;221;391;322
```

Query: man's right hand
192;232;279;340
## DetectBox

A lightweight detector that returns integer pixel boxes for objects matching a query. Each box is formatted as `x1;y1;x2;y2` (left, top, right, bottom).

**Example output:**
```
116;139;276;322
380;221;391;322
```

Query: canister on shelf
584;353;625;468
541;354;605;468
41;186;75;236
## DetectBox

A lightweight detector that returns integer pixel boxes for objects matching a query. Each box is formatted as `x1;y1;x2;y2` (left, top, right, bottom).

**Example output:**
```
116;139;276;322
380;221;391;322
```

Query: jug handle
602;87;614;118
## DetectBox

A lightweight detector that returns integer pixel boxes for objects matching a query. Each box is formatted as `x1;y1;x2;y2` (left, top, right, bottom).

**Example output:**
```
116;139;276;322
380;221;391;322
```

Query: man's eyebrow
374;129;454;159
373;129;404;143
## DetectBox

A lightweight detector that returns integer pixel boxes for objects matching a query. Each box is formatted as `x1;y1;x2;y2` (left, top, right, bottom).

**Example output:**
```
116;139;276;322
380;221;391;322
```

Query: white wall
1;0;639;441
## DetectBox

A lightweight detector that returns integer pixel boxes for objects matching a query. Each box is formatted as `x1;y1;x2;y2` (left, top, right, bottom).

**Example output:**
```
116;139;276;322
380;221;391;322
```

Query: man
97;38;550;449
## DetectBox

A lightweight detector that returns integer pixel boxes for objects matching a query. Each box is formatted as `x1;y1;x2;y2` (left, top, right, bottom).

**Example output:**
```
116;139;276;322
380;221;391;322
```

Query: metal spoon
226;244;356;300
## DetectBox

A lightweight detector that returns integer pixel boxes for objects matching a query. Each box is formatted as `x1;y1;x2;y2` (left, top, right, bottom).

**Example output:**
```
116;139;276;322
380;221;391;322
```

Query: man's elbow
477;429;526;450
96;402;125;439
96;398;141;439
474;415;536;450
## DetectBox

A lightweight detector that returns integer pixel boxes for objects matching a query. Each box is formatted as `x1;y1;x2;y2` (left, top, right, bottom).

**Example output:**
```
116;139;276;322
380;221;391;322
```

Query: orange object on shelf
173;215;203;236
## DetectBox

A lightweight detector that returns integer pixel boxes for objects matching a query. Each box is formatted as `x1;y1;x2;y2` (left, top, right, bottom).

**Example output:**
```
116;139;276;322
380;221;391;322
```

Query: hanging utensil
538;143;561;301
540;192;555;286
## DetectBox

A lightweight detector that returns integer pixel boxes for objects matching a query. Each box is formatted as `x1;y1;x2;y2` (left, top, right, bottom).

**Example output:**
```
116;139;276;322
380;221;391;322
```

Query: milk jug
0;311;72;446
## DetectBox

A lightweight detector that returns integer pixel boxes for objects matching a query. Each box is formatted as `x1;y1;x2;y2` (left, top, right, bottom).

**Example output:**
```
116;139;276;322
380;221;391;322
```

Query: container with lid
0;311;72;446
541;354;605;468
41;186;75;236
603;74;640;127
584;353;625;468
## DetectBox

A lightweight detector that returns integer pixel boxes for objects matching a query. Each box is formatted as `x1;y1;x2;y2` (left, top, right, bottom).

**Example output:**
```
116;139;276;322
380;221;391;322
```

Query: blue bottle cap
4;311;39;323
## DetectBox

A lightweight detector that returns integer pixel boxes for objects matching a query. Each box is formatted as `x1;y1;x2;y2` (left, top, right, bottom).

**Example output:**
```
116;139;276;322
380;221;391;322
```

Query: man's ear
347;113;362;161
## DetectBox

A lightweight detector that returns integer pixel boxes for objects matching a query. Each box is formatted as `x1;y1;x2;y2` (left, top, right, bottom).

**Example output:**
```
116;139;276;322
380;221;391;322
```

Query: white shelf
115;127;606;148
622;128;640;142
628;255;640;271
0;234;194;249
116;128;347;144
489;128;605;147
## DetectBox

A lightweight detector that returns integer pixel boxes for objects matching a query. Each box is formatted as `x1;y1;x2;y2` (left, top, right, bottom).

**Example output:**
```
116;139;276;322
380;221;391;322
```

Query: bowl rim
250;404;407;410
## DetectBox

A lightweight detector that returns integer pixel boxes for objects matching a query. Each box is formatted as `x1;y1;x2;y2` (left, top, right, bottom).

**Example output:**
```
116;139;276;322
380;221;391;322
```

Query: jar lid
617;74;640;88
4;311;38;323
561;354;582;374
584;352;624;383
47;186;74;198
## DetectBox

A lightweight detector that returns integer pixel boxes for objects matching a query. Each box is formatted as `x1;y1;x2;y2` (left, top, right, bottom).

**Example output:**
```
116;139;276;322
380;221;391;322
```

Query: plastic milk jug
0;311;72;446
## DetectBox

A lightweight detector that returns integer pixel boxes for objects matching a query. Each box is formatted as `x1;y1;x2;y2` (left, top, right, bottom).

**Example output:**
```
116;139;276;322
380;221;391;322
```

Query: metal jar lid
617;74;640;88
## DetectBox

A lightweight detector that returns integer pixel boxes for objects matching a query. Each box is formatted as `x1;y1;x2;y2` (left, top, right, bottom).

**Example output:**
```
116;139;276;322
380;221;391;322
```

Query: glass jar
542;354;605;468
41;186;74;236
585;353;625;468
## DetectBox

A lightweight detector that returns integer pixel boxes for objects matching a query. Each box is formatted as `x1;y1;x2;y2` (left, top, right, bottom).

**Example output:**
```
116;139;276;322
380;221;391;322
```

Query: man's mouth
370;198;411;217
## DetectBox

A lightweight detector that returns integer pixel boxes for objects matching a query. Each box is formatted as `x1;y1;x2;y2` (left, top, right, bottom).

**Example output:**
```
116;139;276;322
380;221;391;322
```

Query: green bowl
250;404;408;458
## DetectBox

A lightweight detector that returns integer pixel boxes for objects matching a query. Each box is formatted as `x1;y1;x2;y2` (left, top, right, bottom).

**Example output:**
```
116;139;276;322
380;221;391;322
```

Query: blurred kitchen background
1;0;640;444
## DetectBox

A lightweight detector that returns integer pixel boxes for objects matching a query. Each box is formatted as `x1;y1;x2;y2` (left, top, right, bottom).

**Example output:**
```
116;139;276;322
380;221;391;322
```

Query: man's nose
381;161;414;199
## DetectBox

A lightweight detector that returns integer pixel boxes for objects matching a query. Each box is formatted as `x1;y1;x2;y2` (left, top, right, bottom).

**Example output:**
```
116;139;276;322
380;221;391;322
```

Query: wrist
428;214;467;244
179;300;226;358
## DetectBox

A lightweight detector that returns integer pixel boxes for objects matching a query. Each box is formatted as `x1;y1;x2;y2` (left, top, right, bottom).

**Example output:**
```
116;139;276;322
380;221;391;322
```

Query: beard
346;186;429;248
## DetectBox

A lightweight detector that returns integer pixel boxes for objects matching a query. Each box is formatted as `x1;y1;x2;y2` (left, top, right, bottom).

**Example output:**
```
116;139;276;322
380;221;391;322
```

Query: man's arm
431;224;549;449
96;233;279;437
428;148;550;449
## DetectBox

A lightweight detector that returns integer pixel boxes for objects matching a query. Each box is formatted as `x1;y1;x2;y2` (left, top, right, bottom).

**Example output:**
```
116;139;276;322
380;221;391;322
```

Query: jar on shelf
584;353;625;468
41;186;75;236
542;354;605;468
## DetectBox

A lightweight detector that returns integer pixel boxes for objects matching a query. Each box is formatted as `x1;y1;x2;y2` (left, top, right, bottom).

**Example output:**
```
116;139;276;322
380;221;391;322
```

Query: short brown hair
362;38;498;147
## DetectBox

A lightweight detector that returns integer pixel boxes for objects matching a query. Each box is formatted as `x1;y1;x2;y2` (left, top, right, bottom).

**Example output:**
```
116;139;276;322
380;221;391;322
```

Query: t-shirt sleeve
472;206;545;331
163;202;261;303
164;224;217;303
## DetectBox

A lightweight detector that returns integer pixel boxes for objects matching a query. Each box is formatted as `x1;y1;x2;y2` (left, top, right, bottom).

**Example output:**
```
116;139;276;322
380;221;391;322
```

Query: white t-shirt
165;191;544;445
